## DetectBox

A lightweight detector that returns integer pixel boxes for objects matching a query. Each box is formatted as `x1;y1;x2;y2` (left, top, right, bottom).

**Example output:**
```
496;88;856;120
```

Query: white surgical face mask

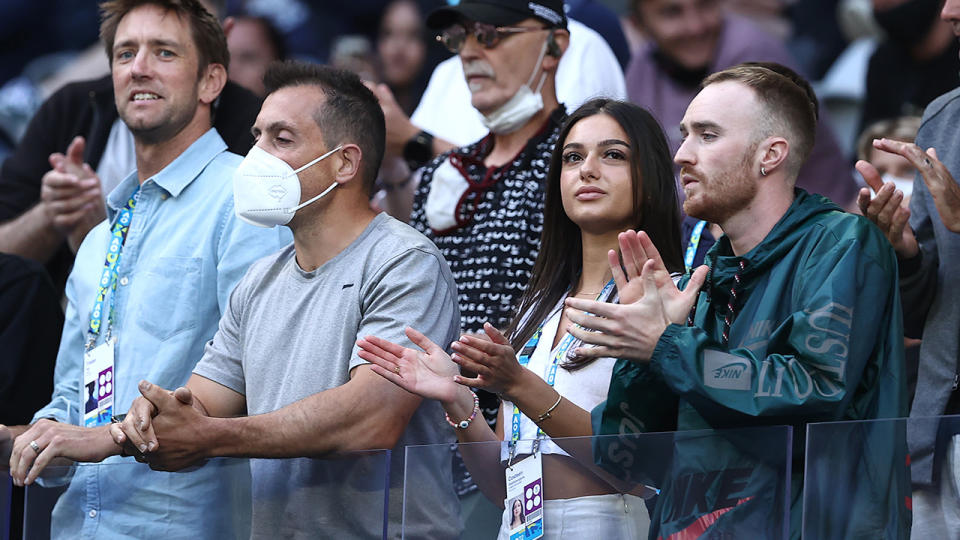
233;144;342;228
882;173;914;198
425;156;470;231
480;40;549;134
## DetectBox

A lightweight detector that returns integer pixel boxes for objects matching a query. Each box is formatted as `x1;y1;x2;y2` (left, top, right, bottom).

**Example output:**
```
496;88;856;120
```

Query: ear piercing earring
761;167;767;176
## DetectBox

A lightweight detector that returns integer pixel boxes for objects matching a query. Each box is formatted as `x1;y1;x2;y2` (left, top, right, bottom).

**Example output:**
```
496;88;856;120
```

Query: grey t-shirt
194;213;461;539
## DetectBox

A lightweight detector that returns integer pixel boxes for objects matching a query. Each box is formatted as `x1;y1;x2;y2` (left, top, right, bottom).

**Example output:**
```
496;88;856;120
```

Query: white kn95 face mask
233;144;343;228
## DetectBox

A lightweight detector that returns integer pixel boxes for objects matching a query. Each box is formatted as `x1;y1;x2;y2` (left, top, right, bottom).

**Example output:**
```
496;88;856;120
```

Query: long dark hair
504;99;684;369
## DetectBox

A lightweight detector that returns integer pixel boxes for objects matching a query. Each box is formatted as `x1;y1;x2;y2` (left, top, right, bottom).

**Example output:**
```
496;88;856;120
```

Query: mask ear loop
525;38;549;93
286;145;344;212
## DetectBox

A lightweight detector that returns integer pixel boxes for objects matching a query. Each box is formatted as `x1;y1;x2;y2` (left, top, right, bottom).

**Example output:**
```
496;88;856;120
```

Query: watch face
404;131;434;170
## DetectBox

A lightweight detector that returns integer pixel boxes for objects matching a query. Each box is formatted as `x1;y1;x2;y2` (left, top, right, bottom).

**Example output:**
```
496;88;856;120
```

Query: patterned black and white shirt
412;107;565;496
412;107;565;335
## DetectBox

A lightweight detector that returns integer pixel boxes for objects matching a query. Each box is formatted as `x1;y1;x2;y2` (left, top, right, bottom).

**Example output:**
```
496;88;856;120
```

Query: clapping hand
357;327;462;406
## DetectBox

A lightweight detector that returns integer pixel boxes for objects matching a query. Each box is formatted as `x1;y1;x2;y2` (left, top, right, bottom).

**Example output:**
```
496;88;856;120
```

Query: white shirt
500;300;617;460
412;18;627;147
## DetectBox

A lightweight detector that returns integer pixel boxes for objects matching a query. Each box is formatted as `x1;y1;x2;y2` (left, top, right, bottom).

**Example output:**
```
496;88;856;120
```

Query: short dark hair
702;62;817;178
100;0;230;76
263;61;386;194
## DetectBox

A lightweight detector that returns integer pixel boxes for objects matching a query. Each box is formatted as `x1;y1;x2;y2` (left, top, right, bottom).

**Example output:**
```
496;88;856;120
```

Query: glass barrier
804;415;960;539
405;426;793;539
20;451;390;539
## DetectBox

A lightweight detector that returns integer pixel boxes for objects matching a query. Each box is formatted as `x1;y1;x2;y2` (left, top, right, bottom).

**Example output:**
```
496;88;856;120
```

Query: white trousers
496;493;650;540
913;434;960;539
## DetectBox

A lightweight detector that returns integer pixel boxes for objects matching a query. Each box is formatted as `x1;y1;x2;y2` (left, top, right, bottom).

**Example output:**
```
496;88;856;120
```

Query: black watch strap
403;130;435;171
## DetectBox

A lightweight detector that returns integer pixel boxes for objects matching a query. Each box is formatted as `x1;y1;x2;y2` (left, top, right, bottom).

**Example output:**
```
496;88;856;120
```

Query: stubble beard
682;149;758;225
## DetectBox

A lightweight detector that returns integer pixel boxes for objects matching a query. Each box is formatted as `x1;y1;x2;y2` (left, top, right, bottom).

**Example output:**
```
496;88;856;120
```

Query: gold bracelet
535;394;563;424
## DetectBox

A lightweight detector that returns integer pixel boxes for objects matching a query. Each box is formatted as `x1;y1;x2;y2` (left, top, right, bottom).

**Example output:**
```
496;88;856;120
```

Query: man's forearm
0;204;63;262
198;376;415;460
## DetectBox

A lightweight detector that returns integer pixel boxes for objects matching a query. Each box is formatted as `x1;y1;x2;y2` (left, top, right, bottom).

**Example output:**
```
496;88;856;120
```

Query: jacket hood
704;189;842;289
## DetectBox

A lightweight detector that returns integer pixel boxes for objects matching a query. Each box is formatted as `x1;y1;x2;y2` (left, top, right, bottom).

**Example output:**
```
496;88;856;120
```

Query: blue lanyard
509;279;615;458
87;187;139;349
684;220;708;272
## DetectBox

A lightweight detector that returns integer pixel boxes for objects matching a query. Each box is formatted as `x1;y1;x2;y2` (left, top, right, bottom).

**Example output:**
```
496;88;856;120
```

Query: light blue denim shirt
32;129;291;538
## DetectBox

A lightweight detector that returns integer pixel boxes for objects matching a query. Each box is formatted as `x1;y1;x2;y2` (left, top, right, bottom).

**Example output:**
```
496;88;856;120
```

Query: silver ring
29;440;41;455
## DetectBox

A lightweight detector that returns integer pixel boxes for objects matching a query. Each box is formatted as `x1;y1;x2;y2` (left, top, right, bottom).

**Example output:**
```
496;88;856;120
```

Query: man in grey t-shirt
112;63;461;538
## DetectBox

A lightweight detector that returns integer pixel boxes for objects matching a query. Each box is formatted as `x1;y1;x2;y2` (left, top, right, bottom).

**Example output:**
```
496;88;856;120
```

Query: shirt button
119;277;129;286
160;193;168;200
88;509;97;518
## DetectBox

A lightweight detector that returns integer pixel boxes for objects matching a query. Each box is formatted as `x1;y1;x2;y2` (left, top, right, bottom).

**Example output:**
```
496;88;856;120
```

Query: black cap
427;0;567;31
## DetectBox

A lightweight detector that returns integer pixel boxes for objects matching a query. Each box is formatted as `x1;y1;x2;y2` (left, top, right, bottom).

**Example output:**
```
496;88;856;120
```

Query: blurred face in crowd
635;0;723;70
457;17;550;115
559;114;637;235
378;0;427;89
675;81;761;224
228;17;281;97
112;4;218;145
943;0;960;47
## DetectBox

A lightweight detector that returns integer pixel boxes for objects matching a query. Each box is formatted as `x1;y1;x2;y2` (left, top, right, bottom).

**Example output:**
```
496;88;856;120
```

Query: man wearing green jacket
565;64;909;539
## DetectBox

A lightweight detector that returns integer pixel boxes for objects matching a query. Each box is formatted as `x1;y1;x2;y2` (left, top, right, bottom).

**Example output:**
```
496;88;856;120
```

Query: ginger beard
681;141;759;225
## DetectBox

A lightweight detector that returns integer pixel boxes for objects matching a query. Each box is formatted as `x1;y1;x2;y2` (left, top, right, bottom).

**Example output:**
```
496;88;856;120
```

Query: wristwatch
403;130;435;171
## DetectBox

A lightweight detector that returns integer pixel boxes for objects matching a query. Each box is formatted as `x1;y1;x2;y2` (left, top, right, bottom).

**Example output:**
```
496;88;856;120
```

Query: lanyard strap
509;279;615;461
684;220;708;272
87;187;139;348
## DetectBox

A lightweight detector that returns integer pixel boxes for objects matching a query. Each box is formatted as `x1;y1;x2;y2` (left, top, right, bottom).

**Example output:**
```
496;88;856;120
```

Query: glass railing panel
404;425;793;539
21;451;390;539
804;416;919;539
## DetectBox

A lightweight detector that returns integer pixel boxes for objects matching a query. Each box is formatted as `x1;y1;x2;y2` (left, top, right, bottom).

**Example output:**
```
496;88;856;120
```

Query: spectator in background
626;0;859;208
377;0;431;116
856;116;921;205
367;0;627;184
857;3;960;535
0;0;262;293
1;1;289;537
226;15;286;97
566;0;632;69
861;0;959;130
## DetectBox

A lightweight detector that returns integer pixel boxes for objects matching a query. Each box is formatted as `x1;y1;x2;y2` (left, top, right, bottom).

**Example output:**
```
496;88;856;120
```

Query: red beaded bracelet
445;390;480;429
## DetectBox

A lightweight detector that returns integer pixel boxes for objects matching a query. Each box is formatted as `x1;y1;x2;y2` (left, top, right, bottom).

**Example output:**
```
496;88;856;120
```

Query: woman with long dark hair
358;98;687;538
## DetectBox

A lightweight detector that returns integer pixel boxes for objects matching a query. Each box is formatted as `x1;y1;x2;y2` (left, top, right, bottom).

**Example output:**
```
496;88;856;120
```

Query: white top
411;18;627;147
499;300;617;461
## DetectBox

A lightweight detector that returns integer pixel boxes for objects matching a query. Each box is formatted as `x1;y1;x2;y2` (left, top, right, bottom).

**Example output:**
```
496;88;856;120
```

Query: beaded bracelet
445;390;480;429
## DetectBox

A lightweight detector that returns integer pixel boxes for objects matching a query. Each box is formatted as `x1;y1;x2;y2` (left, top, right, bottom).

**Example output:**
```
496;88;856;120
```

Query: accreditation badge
83;338;116;427
505;451;544;540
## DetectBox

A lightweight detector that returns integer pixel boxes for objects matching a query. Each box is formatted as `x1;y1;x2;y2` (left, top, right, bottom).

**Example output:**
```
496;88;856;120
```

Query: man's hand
856;156;918;259
8;419;119;486
40;136;105;251
564;259;707;362
111;380;211;471
867;139;960;233
364;82;420;158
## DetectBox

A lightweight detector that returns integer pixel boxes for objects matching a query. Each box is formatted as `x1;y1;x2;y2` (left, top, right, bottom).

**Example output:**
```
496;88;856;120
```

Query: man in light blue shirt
1;0;289;537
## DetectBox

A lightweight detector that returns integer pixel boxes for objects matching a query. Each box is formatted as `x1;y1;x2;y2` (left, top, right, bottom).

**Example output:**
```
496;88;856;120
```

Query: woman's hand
450;323;528;401
357;327;462;406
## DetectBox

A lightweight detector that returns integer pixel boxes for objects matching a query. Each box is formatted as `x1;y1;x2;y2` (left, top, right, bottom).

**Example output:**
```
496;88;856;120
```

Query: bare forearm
0;205;63;262
199;381;414;459
506;370;593;439
442;386;506;504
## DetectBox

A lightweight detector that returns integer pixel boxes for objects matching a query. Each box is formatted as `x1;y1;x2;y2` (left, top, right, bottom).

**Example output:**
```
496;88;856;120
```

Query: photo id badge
83;338;115;427
505;451;544;540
